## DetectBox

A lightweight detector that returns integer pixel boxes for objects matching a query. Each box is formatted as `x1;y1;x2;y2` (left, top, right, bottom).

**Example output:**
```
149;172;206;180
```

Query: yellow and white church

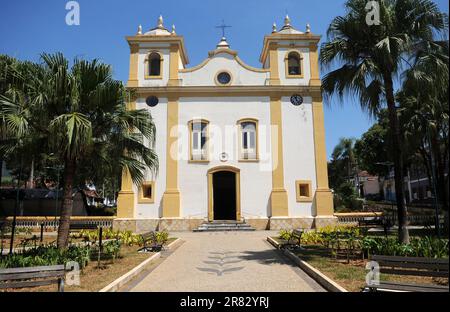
115;15;336;232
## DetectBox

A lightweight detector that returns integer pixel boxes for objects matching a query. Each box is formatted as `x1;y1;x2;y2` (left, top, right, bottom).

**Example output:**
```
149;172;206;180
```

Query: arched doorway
208;166;241;222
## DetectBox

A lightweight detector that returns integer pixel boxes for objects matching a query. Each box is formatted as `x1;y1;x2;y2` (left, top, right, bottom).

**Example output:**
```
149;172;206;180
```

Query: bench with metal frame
139;231;163;252
0;265;67;292
283;229;304;249
365;255;449;292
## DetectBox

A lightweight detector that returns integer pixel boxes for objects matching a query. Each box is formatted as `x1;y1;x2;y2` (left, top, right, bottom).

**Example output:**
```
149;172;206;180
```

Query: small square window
139;182;155;203
296;180;312;202
299;184;309;198
143;185;152;199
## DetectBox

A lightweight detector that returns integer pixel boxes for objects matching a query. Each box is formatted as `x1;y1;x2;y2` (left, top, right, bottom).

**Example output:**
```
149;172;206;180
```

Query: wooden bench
139;232;163;252
365;255;449;292
0;265;67;292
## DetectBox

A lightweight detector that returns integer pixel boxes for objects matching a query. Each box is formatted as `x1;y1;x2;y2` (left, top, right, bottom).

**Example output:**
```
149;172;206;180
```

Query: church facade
114;16;337;232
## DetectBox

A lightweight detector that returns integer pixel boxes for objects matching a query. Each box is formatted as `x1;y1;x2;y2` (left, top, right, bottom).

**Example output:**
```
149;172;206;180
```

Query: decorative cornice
259;33;321;63
126;35;189;65
128;85;322;98
179;49;269;74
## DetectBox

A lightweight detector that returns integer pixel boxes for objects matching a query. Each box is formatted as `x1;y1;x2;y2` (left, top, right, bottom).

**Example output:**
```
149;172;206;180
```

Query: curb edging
266;236;348;292
99;238;182;292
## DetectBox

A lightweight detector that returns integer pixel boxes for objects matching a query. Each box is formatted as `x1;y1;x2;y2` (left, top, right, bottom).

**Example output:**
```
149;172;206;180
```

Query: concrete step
193;222;256;232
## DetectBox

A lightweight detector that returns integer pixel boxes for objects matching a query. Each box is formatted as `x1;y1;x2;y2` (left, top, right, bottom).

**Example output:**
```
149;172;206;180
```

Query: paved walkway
125;231;325;292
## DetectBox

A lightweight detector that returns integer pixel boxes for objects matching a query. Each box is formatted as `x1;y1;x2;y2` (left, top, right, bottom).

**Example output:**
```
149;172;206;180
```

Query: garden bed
289;244;448;292
0;228;176;292
272;225;448;292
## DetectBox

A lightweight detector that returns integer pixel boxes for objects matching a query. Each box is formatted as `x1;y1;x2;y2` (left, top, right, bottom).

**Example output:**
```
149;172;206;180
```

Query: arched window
148;52;162;77
286;52;302;77
238;119;258;161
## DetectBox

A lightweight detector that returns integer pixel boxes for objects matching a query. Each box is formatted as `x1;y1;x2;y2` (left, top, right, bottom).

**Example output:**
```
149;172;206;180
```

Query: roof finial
171;24;176;35
137;24;142;35
284;14;291;26
306;23;311;33
157;15;164;28
272;22;277;33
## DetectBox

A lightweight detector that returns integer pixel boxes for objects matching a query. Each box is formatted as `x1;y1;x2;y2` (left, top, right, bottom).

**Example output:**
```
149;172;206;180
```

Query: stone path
124;231;325;292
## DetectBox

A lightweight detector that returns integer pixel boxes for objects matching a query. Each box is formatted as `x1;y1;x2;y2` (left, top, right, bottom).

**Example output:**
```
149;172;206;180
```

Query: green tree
354;113;390;177
0;53;158;248
320;0;447;243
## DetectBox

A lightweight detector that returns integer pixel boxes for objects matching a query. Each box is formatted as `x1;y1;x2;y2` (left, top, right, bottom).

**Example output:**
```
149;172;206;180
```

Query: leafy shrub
70;229;142;246
154;231;169;245
361;236;449;258
0;245;91;269
278;229;292;241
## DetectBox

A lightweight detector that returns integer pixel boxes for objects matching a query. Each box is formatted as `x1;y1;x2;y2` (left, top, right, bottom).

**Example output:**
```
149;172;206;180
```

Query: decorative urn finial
306;23;311;33
272;22;277;33
172;24;176;34
284;14;291;26
157;15;164;28
137;24;142;35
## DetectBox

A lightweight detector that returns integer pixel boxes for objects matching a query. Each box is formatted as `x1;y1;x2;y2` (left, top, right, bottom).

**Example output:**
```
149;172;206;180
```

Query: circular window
146;96;159;107
216;72;231;85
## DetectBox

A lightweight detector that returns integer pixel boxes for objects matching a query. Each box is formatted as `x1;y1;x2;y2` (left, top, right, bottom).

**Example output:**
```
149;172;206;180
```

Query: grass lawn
272;237;448;292
1;237;177;292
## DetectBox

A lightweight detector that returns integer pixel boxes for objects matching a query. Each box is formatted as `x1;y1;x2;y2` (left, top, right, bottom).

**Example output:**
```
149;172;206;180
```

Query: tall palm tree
0;53;158;248
320;0;447;243
398;40;449;212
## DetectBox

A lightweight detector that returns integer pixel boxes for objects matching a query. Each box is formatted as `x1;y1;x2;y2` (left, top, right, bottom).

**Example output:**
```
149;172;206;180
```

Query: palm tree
398;40;449;212
0;53;158;248
320;0;447;243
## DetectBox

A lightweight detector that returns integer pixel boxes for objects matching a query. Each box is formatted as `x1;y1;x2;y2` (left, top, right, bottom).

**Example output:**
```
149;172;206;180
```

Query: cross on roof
215;19;232;38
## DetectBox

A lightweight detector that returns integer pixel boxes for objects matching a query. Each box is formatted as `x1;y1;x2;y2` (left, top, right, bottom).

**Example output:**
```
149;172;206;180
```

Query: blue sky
1;0;448;159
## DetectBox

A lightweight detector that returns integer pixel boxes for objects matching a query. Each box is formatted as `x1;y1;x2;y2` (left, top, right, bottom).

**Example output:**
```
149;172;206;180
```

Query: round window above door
216;71;232;86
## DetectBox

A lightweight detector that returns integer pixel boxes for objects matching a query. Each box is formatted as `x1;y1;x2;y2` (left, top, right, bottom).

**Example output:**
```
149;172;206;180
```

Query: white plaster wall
133;97;167;218
277;46;311;86
138;42;170;87
281;96;317;216
177;97;273;219
180;53;269;86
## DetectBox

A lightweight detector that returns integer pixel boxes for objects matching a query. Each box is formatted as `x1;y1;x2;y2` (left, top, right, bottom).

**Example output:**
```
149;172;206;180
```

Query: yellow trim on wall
284;50;304;79
138;181;155;204
134;85;322;99
144;51;164;80
162;97;181;218
295;180;313;202
207;166;241;222
268;43;280;85
269;96;288;216
309;43;321;87
188;119;210;163
237;118;259;162
168;45;180;86
312;95;334;216
127;44;139;88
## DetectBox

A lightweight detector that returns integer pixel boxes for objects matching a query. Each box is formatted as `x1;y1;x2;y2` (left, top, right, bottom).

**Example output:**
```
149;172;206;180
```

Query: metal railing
1;216;114;230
